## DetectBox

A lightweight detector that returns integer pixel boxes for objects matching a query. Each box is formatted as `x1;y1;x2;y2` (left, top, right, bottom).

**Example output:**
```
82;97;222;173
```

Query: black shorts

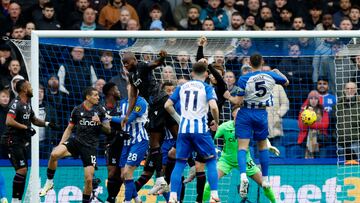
105;136;124;167
148;96;177;132
63;138;97;167
8;144;28;170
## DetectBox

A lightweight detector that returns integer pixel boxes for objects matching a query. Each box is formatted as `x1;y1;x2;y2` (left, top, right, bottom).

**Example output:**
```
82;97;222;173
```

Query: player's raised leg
40;134;72;196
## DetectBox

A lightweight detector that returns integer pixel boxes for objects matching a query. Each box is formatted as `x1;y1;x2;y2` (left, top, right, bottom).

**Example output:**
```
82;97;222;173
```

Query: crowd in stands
0;0;360;163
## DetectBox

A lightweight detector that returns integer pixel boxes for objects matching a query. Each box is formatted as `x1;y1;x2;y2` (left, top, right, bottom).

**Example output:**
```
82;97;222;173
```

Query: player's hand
209;120;218;131
159;50;167;58
92;115;101;124
198;58;208;65
198;36;207;47
48;121;61;131
121;116;128;129
25;127;36;137
269;145;280;156
223;90;231;100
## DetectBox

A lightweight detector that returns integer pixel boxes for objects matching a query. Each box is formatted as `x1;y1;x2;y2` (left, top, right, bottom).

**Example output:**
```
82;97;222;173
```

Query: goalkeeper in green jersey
203;106;278;203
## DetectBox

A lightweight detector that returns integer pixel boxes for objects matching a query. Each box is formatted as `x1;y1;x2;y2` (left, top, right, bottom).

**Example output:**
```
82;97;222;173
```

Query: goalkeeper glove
267;139;280;156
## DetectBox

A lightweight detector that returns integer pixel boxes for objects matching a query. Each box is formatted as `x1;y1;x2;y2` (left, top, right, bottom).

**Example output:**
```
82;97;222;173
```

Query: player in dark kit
40;87;111;203
121;51;178;194
102;82;127;203
3;80;58;203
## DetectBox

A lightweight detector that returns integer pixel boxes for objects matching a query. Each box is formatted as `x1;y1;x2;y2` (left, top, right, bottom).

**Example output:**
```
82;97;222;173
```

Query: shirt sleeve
237;76;246;96
205;85;217;101
69;108;77;125
214;124;225;139
267;72;287;85
169;86;181;103
100;106;109;123
7;100;17;118
128;97;148;123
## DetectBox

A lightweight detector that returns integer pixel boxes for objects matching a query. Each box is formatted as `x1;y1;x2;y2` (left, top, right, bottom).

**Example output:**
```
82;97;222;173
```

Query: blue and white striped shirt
120;96;149;146
170;80;217;134
237;71;287;109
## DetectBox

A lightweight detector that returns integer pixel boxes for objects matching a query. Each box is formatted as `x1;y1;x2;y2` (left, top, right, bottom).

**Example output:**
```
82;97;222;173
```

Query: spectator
234;38;257;59
213;50;225;65
315;13;337;31
223;0;237;25
200;0;229;30
1;2;24;35
202;18;215;30
298;90;329;159
337;81;360;165
339;17;353;30
161;65;177;83
137;0;175;29
57;46;98;107
127;18;139;30
1;59;21;89
349;6;360;29
227;11;244;30
36;2;61;30
258;5;273;27
109;8;131;30
95;51;119;82
0;0;10;17
180;6;202;30
144;4;166;30
278;43;312;116
244;0;261;24
173;0;201;29
240;14;261;30
10;25;27;40
277;6;293;30
333;0;352;27
312;38;343;93
241;64;252;75
25;21;35;38
98;0;138;30
258;19;284;56
305;5;323;30
174;50;192;77
223;70;240;95
94;78;106;100
0;89;9;159
287;31;316;56
292;16;306;30
66;0;90;29
109;66;128;100
0;43;11;82
72;7;104;30
262;65;289;147
25;0;50;23
38;84;58;159
271;0;288;23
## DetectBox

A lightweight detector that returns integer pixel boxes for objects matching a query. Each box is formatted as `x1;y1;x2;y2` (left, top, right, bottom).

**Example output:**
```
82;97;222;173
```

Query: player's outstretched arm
223;90;244;105
31;117;47;127
148;50;167;69
164;99;180;124
272;68;289;86
59;124;74;144
122;84;138;128
101;121;111;135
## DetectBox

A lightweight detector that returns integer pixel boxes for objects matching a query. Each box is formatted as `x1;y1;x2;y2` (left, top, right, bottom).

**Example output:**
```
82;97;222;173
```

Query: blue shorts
235;108;268;141
162;139;176;165
120;140;149;167
176;132;216;160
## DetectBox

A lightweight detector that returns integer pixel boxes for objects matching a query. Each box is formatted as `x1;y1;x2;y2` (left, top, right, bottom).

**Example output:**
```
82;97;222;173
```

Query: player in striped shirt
112;85;149;203
165;61;220;202
233;54;289;198
203;106;277;203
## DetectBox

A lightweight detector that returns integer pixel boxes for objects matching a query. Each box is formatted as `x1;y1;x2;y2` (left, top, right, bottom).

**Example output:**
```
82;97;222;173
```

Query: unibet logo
79;119;98;126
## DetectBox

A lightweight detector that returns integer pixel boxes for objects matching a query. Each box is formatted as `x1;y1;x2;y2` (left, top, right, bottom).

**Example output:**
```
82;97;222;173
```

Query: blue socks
206;158;218;190
170;160;187;193
259;149;269;176
0;172;6;198
125;179;137;201
237;149;247;174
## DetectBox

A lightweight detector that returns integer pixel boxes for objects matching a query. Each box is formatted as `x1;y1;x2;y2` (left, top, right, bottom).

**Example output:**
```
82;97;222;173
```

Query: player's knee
168;147;176;159
84;175;93;187
50;150;60;160
16;167;27;175
107;166;119;179
195;161;205;171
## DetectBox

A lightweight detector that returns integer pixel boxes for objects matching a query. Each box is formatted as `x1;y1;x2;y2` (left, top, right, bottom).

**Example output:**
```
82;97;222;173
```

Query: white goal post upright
29;30;360;202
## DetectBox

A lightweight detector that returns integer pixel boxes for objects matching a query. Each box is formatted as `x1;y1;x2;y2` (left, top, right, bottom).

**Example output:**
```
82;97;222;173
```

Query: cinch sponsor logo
79;119;98;126
23;112;30;119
